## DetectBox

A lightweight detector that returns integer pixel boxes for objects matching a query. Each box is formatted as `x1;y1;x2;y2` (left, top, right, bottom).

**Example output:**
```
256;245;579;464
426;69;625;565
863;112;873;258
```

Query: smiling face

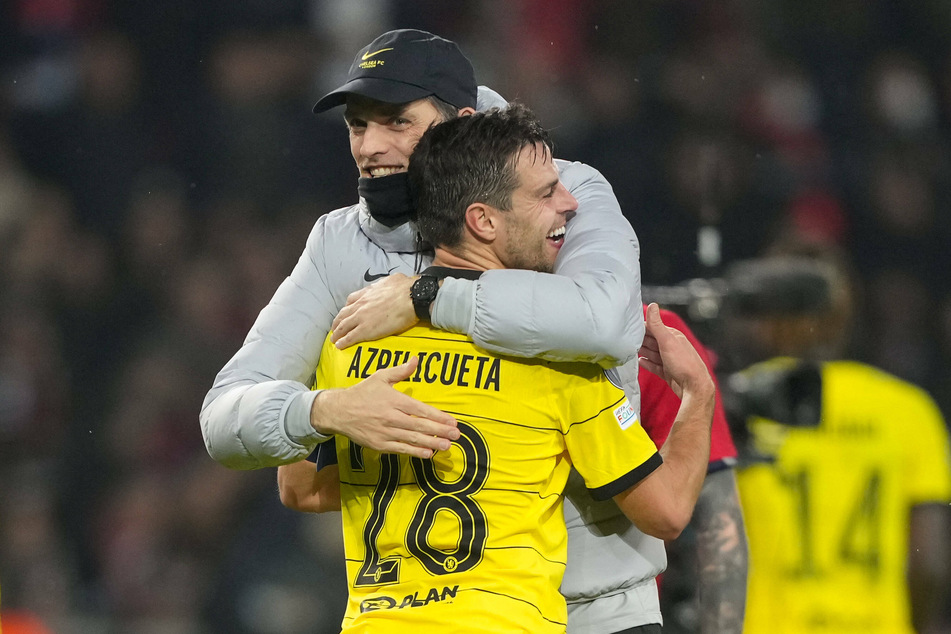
344;95;445;178
494;142;578;273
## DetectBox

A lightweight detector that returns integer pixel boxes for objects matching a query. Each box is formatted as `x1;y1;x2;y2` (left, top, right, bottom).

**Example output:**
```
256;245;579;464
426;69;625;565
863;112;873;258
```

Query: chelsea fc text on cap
312;29;477;114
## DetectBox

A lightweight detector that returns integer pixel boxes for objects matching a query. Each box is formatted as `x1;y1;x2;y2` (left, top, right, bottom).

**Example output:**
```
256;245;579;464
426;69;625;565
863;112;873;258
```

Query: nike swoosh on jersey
364;268;394;282
362;47;394;60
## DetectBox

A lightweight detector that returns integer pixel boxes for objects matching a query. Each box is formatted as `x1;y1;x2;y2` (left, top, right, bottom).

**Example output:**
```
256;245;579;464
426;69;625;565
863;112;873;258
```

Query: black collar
422;265;483;281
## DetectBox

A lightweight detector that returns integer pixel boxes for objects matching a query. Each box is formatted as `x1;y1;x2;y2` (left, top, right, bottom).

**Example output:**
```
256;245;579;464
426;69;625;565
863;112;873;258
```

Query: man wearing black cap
310;30;481;232
202;29;743;634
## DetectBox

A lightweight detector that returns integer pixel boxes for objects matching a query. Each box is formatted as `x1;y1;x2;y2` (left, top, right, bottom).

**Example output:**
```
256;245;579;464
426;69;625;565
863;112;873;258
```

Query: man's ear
464;202;498;243
457;106;476;117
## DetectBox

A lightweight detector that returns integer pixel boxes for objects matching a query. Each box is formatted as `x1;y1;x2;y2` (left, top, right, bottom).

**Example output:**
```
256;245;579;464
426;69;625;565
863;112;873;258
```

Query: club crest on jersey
359;585;459;613
613;399;639;430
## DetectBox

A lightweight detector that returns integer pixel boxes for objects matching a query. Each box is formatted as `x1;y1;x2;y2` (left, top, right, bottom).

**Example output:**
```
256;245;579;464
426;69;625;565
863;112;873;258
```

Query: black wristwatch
410;274;440;321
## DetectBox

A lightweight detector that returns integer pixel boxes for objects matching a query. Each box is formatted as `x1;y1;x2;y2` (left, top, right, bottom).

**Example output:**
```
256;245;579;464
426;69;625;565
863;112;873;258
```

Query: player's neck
432;246;501;272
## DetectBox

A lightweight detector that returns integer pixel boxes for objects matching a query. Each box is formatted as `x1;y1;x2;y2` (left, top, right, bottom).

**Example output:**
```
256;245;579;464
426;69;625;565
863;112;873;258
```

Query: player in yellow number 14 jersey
725;251;951;633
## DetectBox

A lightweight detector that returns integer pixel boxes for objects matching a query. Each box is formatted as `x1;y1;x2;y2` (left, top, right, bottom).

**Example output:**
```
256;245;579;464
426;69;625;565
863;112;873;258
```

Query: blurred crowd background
2;1;951;632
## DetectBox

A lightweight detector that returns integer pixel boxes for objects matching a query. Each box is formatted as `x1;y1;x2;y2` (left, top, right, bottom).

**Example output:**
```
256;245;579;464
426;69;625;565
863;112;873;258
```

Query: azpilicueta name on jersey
347;345;501;391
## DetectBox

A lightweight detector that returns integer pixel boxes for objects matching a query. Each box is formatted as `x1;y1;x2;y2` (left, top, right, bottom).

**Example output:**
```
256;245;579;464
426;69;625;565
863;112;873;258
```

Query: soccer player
285;103;715;633
728;248;951;633
280;306;746;632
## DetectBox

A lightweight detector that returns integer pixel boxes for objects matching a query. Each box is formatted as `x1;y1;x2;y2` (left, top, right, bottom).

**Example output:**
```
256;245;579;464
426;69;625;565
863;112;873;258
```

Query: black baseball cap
312;29;477;114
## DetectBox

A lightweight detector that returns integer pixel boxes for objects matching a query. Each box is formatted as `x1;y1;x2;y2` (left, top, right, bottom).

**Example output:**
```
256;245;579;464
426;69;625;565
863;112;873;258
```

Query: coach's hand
332;273;417;349
310;357;459;459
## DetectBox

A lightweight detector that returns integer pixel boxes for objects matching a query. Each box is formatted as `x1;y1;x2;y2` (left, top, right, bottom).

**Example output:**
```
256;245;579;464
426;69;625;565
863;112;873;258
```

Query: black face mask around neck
358;172;415;228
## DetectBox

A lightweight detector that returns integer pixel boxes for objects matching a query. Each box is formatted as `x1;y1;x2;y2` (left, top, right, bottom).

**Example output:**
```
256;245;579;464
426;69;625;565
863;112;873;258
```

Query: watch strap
420;266;482;281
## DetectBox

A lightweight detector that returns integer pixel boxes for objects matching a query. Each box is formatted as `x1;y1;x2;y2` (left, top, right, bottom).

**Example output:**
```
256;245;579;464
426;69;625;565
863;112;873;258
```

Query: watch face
412;276;439;301
411;275;439;320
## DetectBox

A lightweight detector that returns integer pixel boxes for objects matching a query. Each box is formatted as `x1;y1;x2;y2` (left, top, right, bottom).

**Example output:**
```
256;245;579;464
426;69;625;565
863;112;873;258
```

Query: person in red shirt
640;306;747;633
641;306;737;470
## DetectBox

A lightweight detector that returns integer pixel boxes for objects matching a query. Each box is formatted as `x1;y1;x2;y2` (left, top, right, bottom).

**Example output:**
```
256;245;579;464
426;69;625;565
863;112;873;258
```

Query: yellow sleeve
902;386;951;504
559;364;661;500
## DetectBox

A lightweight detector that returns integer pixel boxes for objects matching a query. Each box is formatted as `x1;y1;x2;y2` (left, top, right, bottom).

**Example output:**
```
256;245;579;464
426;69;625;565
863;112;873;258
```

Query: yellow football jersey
316;326;661;633
738;359;951;633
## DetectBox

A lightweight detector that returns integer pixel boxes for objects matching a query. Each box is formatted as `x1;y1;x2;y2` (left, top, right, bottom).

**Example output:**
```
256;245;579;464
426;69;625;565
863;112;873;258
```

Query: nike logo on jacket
364;268;394;282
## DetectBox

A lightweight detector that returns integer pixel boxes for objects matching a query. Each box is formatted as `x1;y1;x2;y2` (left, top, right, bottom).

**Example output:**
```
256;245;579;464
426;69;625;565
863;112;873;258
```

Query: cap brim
312;77;434;114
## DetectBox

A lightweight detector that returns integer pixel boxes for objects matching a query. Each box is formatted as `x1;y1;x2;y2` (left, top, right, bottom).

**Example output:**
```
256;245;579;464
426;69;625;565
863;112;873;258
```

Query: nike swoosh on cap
362;47;394;60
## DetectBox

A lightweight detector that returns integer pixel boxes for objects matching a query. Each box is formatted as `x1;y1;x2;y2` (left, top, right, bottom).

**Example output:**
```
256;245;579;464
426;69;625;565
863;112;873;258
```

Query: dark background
2;1;951;632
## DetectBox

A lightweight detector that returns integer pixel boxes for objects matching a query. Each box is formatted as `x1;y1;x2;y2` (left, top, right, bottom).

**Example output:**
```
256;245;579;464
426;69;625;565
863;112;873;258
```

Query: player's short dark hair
410;102;552;248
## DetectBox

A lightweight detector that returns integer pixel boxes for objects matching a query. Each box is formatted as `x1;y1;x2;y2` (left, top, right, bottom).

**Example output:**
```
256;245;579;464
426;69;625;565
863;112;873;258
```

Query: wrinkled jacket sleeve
432;160;643;367
200;215;339;470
